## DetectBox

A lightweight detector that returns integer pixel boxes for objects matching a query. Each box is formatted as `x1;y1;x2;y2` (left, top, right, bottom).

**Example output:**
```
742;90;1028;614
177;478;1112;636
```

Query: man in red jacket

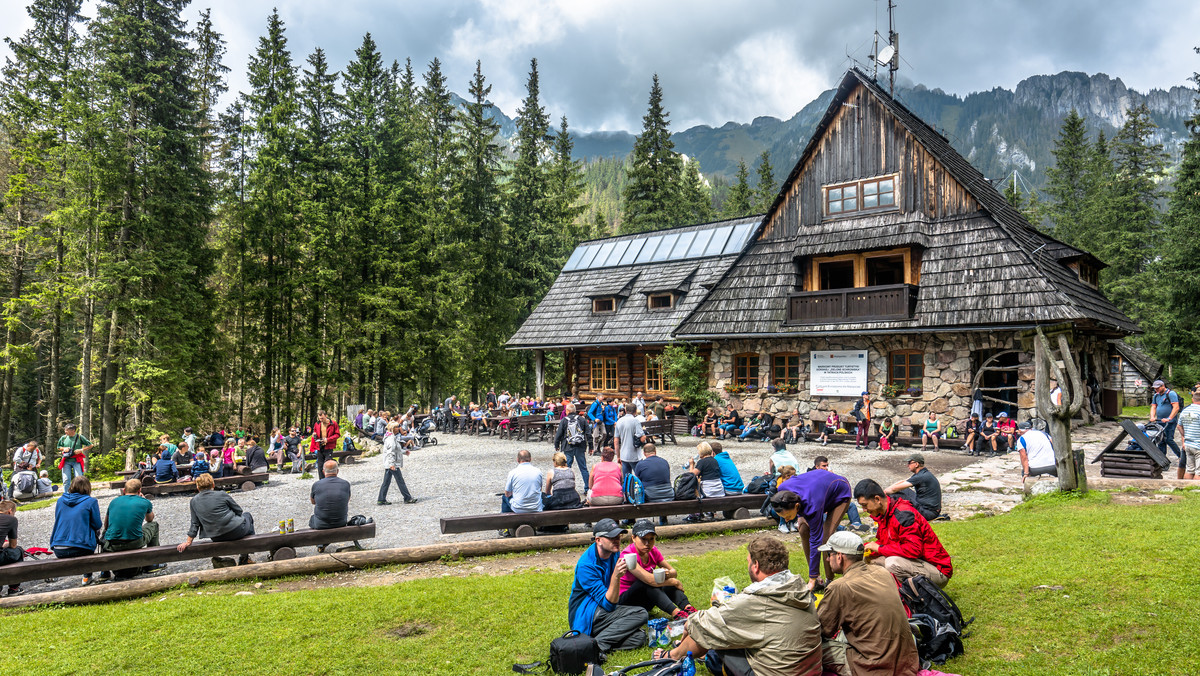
854;478;953;588
310;410;341;479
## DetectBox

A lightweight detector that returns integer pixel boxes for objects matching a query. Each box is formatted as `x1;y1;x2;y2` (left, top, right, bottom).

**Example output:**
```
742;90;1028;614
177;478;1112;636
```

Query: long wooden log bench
440;493;767;538
114;449;363;478
107;473;268;494
0;523;377;588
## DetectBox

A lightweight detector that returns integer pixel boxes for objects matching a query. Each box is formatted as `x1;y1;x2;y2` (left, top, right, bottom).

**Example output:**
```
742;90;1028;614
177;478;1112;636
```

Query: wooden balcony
785;284;918;325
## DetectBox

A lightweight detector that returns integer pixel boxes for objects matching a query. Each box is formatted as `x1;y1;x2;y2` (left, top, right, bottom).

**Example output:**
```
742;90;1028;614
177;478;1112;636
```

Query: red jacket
872;496;953;579
310;420;340;451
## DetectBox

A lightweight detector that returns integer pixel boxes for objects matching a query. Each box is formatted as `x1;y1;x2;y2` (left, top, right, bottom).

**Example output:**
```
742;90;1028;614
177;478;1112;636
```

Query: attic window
592;297;617;314
825;175;896;217
1076;263;1099;288
647;293;675;310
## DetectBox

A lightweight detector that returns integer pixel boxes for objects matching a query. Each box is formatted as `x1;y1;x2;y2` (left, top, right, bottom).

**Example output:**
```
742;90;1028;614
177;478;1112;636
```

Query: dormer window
825;175;897;217
647;293;675;310
592;297;617;314
1076;263;1098;288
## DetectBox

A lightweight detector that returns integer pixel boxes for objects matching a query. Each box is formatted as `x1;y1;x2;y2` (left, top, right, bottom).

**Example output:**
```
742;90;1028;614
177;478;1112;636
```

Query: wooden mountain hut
510;69;1140;430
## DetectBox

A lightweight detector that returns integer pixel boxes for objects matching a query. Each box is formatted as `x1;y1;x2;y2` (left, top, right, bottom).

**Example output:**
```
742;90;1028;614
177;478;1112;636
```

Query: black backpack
745;474;771;494
673;473;702;501
898;575;972;634
908;613;965;665
549;631;601;674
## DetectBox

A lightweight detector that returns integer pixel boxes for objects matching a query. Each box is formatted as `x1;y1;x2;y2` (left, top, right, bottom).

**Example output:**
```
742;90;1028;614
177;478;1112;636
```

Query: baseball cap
1153;379;1165;388
997;412;1007;418
631;520;656;538
906;453;925;465
861;391;869;396
818;531;865;555
1018;421;1032;430
592;518;626;539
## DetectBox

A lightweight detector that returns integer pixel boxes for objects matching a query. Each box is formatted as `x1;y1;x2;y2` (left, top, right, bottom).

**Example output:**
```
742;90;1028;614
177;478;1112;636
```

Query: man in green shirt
56;423;94;488
102;479;165;576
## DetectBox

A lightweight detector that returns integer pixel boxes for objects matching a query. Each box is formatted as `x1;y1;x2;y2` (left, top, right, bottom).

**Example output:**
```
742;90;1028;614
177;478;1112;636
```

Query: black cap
631;520;656;538
769;489;800;506
592;518;625;539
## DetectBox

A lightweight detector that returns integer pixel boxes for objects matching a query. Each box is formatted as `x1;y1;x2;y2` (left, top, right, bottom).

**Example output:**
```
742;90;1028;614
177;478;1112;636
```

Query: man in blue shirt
1150;380;1184;479
587;396;608;452
709;442;744;494
567;519;649;654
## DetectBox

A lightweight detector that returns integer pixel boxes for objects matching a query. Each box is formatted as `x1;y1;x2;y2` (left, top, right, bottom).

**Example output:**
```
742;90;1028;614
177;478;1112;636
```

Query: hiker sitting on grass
817;531;920;676
652;535;823;676
568;519;649;654
617;520;697;620
178;473;256;567
854;478;953;588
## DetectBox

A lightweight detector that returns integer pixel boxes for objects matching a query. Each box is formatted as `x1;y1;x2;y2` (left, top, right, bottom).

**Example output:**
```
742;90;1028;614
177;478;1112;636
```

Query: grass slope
3;491;1196;675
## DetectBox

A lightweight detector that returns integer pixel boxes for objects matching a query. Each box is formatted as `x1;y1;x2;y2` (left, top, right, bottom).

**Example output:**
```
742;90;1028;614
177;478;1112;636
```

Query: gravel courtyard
13;431;982;594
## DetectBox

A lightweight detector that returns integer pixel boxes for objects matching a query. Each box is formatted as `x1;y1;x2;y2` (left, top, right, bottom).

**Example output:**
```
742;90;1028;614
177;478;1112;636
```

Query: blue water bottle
681;650;696;676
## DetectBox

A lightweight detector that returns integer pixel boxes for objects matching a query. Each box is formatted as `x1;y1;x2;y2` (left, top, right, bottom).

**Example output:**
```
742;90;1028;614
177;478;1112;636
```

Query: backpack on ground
624;473;645;505
908;613;965;665
14;471;36;495
899;575;973;635
673;473;702;501
550;630;601;674
745;474;771;494
565;416;586;446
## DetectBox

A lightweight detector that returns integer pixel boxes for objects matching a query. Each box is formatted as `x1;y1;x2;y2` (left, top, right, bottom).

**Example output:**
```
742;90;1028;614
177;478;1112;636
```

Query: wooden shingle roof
507;217;758;349
1111;341;1163;381
674;69;1138;339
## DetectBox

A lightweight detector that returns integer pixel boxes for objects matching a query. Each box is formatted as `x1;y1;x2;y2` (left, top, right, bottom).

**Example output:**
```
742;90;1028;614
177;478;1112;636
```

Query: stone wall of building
708;332;1042;428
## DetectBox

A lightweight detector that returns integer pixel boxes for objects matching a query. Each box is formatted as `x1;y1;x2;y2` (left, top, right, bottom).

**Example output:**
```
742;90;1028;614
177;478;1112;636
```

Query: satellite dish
876;44;895;65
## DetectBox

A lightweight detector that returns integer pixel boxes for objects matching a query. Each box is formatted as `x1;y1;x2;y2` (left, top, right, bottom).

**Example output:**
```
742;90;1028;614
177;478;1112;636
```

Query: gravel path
11;432;976;594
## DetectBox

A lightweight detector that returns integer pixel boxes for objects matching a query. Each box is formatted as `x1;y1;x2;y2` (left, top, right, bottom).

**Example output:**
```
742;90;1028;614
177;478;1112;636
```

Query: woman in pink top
586;448;624;506
616;520;695;619
218;438;236;478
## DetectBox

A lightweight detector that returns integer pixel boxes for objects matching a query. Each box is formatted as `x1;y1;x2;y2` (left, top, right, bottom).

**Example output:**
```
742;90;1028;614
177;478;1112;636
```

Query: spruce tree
754;150;775;213
1044;109;1092;247
722;160;754;218
621;74;683;234
680;157;714;224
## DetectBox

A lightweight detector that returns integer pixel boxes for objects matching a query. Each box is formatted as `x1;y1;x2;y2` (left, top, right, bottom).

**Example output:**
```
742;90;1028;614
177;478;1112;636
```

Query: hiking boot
377;500;392;505
211;556;237;569
144;564;168;574
404;498;419;504
237;554;254;566
97;570;113;581
778;522;790;534
683;604;697;616
80;575;91;587
683;514;703;524
498;529;513;538
5;585;21;596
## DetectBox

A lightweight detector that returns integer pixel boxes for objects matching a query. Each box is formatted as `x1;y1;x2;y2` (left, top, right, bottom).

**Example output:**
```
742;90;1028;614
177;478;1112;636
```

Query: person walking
310;410;341;479
1150;380;1184;479
55;423;94;489
378;422;418;505
554;403;592;487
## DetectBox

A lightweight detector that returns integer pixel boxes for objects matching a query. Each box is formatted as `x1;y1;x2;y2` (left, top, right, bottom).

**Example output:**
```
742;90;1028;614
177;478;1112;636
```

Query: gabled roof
506;217;759;349
1111;341;1163;381
675;69;1138;338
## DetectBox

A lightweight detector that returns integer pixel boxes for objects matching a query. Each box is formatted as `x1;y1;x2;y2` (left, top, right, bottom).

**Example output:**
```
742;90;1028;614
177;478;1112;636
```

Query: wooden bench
0;523;377;588
825;432;966;449
642;419;677;446
107;473;268;494
440;493;767;538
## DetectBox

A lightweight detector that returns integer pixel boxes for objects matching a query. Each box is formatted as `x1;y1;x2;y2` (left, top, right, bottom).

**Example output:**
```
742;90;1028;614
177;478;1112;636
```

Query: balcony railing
785;284;918;325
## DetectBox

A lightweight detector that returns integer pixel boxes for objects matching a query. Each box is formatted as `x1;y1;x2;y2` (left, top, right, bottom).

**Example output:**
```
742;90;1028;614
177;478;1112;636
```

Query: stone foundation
708;332;1044;427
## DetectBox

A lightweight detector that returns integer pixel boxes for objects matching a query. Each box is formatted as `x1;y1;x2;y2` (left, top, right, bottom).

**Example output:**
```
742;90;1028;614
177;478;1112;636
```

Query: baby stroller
1126;421;1165;452
411;417;438;449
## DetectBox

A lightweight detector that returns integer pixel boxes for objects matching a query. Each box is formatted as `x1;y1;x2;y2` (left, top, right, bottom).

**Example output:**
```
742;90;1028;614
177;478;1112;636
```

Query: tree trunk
0;235;27;455
100;307;120;455
1034;328;1088;492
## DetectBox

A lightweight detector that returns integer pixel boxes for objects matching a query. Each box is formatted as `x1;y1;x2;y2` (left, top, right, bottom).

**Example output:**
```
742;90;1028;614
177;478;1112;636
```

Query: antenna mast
887;0;898;96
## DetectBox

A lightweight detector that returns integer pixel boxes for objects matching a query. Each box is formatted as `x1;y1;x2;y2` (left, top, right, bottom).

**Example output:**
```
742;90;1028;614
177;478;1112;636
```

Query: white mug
653;568;666;584
623;552;638;570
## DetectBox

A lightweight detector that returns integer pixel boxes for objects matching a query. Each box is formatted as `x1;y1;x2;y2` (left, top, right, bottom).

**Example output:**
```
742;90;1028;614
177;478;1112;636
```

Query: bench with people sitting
444;444;764;538
108;472;269;495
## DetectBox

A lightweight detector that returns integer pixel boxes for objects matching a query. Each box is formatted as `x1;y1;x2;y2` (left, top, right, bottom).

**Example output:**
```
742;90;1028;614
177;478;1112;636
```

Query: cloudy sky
2;0;1198;132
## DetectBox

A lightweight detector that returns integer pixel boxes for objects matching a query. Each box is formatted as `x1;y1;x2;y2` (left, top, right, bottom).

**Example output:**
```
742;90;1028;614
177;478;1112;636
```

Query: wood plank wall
568;346;711;402
762;82;978;241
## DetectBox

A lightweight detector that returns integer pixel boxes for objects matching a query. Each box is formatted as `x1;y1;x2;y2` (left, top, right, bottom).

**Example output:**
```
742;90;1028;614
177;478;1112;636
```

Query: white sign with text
810;350;868;397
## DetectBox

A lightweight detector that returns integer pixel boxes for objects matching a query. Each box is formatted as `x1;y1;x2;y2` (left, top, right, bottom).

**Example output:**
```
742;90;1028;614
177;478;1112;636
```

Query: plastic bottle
680;651;696;676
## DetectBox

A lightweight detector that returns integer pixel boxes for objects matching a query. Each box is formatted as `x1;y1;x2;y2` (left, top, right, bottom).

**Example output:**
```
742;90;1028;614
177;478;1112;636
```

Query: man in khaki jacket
653;535;823;676
817;531;919;676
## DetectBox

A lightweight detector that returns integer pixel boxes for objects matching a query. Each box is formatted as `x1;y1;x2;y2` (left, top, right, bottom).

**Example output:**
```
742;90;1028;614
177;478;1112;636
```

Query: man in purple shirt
775;469;852;589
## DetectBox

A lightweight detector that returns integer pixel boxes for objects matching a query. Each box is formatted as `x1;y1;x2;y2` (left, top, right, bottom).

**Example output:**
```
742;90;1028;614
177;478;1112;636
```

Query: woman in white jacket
377;421;419;505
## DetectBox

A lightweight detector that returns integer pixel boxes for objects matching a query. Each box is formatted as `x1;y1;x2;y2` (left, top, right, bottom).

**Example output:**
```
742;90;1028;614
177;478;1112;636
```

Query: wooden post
1034;327;1088;493
534;349;545;401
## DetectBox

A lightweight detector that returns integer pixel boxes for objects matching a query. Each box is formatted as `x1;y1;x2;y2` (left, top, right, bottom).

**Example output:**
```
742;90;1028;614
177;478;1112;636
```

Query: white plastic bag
711;576;737;606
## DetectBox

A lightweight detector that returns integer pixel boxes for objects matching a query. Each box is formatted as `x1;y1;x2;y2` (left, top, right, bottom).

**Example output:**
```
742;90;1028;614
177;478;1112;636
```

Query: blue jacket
714;451;745;494
567;543;616;636
50;491;102;551
602;404;618;426
587;399;604;422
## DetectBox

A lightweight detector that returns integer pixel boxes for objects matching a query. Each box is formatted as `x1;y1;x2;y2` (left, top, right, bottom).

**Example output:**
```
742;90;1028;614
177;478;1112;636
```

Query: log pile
1099;450;1163;479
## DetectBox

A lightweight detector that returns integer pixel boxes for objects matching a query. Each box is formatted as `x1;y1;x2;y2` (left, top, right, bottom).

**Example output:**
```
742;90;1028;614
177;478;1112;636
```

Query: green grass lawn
4;490;1197;675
